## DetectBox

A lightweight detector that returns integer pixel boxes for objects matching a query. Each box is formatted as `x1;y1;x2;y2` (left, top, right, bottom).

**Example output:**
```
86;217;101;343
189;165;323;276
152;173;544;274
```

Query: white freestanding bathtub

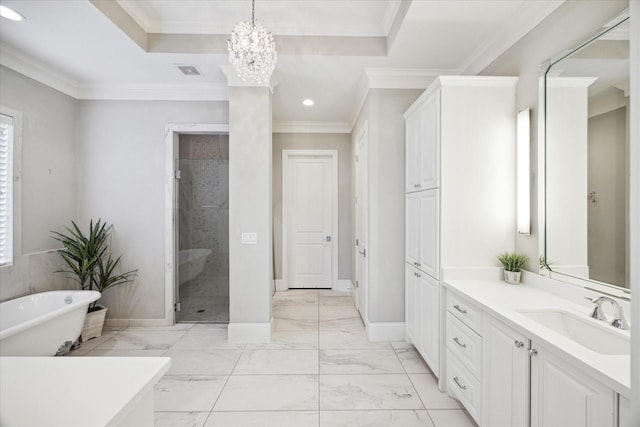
178;248;212;286
0;290;101;356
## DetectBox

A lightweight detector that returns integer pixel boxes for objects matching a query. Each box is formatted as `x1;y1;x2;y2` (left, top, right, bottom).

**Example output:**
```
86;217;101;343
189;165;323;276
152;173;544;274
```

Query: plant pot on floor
503;270;522;285
81;306;108;341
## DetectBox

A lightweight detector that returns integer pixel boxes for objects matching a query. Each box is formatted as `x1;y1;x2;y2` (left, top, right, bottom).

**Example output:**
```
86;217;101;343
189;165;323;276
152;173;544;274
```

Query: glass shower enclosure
175;133;229;323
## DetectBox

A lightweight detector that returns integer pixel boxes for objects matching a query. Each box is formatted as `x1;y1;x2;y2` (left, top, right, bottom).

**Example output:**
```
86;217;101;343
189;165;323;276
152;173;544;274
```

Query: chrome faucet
589;296;630;330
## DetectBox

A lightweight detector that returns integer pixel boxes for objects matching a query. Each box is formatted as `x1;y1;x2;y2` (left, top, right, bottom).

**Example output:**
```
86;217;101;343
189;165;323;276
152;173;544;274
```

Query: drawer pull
514;340;524;348
453;376;467;390
453;337;467;348
453;304;467;315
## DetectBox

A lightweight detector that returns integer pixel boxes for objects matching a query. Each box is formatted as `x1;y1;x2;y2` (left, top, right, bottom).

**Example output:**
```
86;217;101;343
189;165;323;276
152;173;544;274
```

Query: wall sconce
517;109;531;235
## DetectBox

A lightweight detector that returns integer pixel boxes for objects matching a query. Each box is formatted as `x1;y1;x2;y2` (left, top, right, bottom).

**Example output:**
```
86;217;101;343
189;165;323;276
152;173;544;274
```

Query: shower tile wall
178;134;229;323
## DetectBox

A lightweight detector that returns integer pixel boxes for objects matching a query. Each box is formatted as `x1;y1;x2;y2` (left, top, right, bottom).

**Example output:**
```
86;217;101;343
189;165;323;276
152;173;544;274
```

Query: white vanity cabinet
406;263;440;374
404;76;518;380
530;341;616;427
405;189;439;279
444;284;624;427
445;292;483;424
482;316;529;427
405;89;439;193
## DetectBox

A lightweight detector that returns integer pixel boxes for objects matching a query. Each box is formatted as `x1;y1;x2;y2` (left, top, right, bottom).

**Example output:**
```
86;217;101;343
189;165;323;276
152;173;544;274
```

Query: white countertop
0;356;170;427
443;279;630;397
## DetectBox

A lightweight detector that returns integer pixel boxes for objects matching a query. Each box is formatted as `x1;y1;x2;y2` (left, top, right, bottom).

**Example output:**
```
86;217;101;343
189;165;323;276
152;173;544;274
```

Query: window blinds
0;113;13;266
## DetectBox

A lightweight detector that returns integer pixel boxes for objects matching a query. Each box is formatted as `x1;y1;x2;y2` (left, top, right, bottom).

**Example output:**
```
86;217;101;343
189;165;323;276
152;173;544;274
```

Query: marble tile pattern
70;290;476;427
177;134;230;322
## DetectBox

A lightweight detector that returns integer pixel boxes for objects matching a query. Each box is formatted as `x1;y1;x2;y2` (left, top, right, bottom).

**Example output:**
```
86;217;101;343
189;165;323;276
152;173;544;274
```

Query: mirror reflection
544;15;630;290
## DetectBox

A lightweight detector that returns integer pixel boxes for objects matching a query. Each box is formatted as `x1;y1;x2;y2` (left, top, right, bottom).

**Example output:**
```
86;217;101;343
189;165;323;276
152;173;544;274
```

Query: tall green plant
52;219;137;310
497;252;528;272
52;220;109;291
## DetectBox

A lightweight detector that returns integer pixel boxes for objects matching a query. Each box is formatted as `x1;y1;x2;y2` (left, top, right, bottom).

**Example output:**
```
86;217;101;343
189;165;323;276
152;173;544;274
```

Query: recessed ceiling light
0;5;26;21
302;99;314;107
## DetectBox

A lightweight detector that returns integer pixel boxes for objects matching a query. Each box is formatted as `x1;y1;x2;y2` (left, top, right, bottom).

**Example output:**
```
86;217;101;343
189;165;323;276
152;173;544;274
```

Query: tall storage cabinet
404;76;518;379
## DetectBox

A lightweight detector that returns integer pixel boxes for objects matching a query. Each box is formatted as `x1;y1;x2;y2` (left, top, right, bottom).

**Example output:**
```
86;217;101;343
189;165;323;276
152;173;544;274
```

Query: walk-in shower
176;134;229;323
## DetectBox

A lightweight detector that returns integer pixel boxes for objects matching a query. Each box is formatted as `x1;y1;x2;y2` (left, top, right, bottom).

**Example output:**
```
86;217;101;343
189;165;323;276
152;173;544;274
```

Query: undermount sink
518;309;630;356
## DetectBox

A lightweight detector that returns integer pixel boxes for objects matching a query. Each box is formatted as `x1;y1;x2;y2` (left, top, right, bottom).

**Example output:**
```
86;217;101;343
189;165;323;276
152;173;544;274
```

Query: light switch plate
241;232;258;245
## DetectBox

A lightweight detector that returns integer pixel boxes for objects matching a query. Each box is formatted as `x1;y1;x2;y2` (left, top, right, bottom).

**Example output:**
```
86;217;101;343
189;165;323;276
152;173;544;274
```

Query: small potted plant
53;219;137;340
497;252;528;284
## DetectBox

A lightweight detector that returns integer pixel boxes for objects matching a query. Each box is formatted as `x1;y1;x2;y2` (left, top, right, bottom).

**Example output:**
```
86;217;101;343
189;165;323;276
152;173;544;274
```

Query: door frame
164;123;229;325
354;122;369;322
281;149;339;290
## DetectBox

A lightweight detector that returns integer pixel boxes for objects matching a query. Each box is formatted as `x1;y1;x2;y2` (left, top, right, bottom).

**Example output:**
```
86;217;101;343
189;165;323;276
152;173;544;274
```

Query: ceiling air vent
177;65;201;76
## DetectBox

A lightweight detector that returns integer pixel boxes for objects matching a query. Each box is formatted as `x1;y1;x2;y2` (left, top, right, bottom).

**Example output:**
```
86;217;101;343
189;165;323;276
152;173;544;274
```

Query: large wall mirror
541;10;630;294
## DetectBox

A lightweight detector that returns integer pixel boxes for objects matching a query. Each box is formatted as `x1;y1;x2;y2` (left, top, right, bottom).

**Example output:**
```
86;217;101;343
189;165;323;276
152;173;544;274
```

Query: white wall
0;66;77;301
227;86;273;335
353;88;422;323
481;0;629;268
77;100;228;320
272;133;352;282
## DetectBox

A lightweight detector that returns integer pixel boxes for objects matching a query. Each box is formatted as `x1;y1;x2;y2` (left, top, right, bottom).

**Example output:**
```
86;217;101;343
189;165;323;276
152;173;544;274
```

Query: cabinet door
405;112;421;192
405;264;421;346
419;189;439;279
531;342;615;427
419;90;440;190
483;316;529;427
419;271;439;376
618;395;630;427
406;193;420;267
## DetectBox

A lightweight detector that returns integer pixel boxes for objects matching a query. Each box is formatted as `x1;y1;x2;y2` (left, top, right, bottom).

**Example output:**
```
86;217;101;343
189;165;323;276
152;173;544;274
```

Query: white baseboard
333;279;353;292
105;318;173;328
228;318;273;343
275;279;287;292
366;322;406;342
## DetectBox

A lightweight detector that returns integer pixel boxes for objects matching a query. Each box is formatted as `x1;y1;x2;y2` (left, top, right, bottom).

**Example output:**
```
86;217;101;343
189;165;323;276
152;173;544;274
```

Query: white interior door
284;152;337;289
355;125;368;319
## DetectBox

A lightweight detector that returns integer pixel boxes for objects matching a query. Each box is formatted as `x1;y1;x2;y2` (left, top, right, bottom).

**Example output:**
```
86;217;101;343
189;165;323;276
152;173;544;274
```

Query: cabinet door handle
528;348;538;356
514;340;524;348
453;376;467;390
453;337;467;348
453;304;467;315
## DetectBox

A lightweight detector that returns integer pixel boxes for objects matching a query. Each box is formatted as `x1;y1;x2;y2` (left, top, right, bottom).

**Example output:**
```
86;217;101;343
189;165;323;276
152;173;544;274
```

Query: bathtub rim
0;290;101;340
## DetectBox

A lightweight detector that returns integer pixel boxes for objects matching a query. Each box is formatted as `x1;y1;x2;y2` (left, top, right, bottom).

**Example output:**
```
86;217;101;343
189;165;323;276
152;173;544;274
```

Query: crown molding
457;0;565;75
273;121;351;134
349;67;454;129
365;67;450;89
77;83;229;101
0;43;230;101
0;43;80;99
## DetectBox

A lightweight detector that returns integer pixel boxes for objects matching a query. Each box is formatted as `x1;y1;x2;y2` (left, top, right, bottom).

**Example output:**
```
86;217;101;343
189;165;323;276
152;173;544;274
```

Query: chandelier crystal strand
228;0;277;84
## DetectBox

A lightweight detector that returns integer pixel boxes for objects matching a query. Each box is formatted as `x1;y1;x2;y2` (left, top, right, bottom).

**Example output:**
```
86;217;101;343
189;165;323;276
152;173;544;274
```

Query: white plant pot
81;306;108;341
504;270;522;285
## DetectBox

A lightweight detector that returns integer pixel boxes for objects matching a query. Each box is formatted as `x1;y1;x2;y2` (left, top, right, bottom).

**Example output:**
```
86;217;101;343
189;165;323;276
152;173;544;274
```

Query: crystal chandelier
227;0;277;84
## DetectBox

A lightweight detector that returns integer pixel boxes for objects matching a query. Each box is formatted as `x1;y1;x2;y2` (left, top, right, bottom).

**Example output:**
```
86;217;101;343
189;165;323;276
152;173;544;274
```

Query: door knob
326;235;331;242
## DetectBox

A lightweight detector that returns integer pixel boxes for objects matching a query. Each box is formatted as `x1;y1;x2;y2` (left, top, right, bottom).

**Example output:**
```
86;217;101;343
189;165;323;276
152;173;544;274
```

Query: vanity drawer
447;351;481;424
446;313;482;379
447;291;482;332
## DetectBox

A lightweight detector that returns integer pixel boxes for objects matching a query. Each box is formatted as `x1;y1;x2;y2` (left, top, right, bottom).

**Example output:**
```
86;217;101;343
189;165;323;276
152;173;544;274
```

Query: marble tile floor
70;290;477;427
